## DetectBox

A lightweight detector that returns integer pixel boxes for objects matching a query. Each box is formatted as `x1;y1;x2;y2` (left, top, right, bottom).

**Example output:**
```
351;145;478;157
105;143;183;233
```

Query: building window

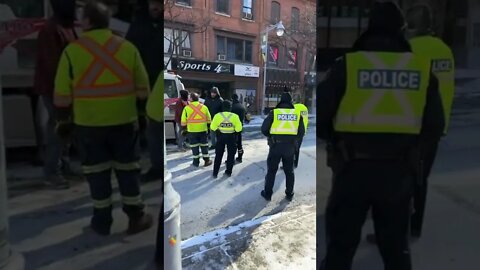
268;45;279;66
287;49;297;68
291;7;300;31
164;28;192;55
216;0;229;14
217;36;253;63
175;0;191;6
242;0;254;20
271;1;281;24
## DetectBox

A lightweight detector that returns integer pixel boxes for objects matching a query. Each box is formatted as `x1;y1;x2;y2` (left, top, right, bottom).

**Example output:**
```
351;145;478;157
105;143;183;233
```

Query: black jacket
204;88;224;117
126;13;163;88
317;30;445;155
262;102;305;143
232;100;246;122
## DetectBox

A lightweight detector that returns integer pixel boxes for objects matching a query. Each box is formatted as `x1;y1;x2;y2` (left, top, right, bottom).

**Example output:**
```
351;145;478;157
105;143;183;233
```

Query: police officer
181;93;213;167
318;1;444;269
261;92;305;202
293;101;308;168
232;94;246;163
54;1;153;235
210;100;243;178
406;3;455;239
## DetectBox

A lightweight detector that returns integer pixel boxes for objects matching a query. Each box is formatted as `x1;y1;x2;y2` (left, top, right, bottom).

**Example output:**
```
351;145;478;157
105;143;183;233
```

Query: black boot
127;213;154;235
261;190;272;201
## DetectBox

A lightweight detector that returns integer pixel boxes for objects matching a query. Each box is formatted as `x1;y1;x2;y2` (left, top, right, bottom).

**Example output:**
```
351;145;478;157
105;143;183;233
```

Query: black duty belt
351;151;405;161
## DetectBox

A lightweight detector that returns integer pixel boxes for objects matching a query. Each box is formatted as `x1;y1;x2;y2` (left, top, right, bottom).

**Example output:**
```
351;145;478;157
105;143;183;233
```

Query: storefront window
216;35;253;63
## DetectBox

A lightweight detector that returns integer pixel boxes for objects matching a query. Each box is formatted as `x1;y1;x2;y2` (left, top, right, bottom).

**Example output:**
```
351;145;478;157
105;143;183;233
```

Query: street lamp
261;21;285;115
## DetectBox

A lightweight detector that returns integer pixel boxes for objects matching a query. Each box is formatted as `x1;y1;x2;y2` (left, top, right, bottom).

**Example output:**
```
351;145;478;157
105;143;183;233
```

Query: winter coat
204;88;224;117
317;9;444;155
232;100;246;123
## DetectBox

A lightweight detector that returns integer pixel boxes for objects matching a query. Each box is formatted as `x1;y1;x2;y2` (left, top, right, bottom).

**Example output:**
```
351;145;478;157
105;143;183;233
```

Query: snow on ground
166;127;316;240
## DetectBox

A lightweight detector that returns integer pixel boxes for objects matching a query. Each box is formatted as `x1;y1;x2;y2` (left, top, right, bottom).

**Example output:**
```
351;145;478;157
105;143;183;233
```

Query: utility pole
0;79;24;270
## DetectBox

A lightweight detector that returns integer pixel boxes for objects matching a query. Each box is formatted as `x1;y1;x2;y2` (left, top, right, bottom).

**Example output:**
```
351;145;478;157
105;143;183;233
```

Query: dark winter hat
280;92;293;104
50;0;76;27
211;87;219;93
232;94;239;101
180;90;189;101
368;0;406;34
222;100;232;111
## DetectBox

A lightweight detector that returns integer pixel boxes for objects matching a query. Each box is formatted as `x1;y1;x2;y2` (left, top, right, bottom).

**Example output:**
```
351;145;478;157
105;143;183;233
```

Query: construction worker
143;73;164;182
232;94;246;163
181;93;213;167
54;1;153;236
261;92;305;202
293;101;308;168
318;1;444;269
210;100;243;178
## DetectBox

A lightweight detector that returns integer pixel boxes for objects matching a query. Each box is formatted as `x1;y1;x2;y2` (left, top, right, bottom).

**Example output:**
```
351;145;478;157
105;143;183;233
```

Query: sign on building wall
234;64;260;77
171;58;233;74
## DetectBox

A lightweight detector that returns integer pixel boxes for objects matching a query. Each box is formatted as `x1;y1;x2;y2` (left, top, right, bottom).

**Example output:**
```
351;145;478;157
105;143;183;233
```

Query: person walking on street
204;87;224;149
232;94;246;163
317;2;445;269
181;93;213;167
211;100;243;178
54;1;153;236
261;92;305;202
293;101;309;168
175;90;190;151
366;2;456;245
34;0;78;189
142;74;164;183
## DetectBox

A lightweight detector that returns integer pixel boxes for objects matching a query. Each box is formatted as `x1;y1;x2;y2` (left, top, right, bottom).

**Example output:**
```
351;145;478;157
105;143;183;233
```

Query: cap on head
406;3;433;34
211;87;219;93
280;92;293;104
368;0;406;34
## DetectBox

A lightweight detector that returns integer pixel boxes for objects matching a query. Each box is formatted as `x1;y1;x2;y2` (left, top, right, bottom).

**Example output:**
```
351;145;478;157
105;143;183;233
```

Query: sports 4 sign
172;58;233;74
0;18;46;53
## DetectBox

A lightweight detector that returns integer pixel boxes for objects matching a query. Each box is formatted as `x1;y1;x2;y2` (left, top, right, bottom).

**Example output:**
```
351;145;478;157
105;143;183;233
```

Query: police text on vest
358;70;420;90
277;114;298;121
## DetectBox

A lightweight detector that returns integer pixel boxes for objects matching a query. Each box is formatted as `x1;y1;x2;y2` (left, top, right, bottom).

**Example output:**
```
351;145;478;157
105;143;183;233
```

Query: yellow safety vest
181;101;211;132
146;73;164;122
294;103;309;131
211;112;243;134
54;29;150;126
270;108;301;135
335;51;430;134
410;36;455;133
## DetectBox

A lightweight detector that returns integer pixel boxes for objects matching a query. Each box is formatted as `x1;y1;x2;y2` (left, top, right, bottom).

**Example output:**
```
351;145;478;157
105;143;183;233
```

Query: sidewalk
181;204;316;270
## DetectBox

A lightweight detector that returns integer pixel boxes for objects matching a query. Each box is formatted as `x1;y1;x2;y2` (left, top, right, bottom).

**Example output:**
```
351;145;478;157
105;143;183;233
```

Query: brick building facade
164;0;316;113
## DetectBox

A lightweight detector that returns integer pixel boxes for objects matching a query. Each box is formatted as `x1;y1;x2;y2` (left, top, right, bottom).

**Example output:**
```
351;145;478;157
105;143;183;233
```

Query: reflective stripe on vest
270;109;300;135
218;112;235;133
74;36;134;98
336;52;425;133
187;104;207;123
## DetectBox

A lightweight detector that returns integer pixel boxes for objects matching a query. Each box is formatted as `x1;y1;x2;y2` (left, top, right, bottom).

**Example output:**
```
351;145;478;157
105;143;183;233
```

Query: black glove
55;121;74;140
181;128;188;136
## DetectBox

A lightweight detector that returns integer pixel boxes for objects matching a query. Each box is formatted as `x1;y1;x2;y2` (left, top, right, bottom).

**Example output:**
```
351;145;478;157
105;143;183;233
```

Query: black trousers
294;137;303;168
188;132;210;164
264;143;295;196
76;123;145;229
321;160;414;270
213;133;237;176
411;141;439;237
236;131;244;160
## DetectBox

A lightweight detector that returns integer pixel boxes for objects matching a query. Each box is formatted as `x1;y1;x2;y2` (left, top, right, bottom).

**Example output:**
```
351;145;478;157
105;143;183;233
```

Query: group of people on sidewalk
33;0;166;237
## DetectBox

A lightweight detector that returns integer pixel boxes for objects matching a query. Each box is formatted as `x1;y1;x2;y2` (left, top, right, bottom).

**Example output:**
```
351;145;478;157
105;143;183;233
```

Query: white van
164;71;185;140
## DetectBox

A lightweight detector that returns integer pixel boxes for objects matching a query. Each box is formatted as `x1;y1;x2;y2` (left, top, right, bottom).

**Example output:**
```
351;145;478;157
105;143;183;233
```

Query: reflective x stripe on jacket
270;109;300;135
74;36;135;98
335;52;428;134
186;104;208;123
218;112;235;133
